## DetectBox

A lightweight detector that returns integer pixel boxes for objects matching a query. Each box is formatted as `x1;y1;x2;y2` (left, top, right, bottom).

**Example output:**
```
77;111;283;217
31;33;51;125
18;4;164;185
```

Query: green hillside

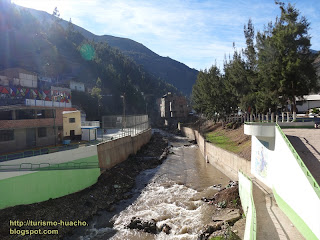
27;8;198;96
0;2;178;120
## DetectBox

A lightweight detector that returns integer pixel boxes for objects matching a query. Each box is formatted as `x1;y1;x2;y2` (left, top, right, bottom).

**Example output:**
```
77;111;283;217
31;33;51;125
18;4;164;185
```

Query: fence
99;115;150;141
102;115;148;128
0;144;79;162
228;112;319;123
0;161;99;172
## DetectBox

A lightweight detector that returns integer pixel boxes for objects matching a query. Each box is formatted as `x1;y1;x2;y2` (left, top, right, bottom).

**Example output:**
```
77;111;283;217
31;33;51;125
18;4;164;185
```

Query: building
0;68;37;88
81;127;98;141
0;106;63;154
0;68;72;108
296;95;320;113
70;80;85;92
160;92;190;125
62;109;82;140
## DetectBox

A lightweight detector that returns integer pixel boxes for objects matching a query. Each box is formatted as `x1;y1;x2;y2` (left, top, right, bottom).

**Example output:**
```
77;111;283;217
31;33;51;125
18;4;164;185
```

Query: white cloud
11;0;320;70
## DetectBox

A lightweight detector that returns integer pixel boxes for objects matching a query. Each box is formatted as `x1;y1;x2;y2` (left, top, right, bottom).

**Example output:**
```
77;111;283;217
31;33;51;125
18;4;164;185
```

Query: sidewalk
283;129;320;186
251;176;305;240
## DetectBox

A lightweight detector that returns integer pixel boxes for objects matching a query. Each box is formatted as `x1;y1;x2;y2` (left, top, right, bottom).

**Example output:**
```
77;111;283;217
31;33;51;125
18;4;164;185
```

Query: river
69;131;230;240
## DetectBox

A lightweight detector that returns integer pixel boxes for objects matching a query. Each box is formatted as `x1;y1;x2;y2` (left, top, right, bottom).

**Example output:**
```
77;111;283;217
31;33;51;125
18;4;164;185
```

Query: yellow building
62;109;81;140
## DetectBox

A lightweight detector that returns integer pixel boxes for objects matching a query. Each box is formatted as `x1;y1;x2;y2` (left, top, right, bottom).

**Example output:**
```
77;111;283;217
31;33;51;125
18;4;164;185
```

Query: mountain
0;2;178;119
27;8;198;96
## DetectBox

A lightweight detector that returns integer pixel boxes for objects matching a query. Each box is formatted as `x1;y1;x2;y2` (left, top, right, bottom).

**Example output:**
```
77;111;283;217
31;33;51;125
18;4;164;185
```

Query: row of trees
192;2;318;120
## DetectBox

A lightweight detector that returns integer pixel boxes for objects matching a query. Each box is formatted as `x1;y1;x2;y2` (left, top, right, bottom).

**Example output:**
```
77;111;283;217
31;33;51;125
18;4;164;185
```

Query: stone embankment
0;132;169;239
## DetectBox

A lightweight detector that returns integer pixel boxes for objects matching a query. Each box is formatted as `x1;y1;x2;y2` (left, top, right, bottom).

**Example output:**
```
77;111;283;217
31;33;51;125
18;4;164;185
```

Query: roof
296;95;320;101
81;126;99;129
63;111;80;114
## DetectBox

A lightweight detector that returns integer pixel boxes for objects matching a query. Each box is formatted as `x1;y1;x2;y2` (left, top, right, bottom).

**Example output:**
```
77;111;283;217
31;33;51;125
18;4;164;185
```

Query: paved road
283;129;320;185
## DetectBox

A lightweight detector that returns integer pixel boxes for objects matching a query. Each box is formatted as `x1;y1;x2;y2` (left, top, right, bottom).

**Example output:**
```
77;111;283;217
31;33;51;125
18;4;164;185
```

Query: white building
70;80;85;92
0;68;37;88
296;94;320;113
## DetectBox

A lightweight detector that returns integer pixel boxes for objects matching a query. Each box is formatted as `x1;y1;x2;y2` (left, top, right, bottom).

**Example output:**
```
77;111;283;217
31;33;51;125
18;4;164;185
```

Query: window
16;109;35;120
69;118;76;123
38;127;47;138
0;130;14;142
0;110;12;120
36;110;45;119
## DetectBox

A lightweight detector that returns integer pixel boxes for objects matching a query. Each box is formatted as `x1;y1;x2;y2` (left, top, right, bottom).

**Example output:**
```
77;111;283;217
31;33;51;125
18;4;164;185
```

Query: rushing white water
72;133;230;240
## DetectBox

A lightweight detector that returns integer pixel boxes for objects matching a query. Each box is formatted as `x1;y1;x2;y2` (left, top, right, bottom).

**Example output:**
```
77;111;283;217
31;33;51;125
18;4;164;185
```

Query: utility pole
121;93;126;130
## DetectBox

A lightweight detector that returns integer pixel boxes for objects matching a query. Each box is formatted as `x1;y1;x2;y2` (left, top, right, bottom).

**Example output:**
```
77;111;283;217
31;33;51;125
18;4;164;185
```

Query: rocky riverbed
0;131;245;240
0;132;169;240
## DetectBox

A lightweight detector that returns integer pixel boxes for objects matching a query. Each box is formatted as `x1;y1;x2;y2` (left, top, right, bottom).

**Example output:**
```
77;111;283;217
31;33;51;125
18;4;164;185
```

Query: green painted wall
273;188;318;240
0;155;100;210
239;171;256;240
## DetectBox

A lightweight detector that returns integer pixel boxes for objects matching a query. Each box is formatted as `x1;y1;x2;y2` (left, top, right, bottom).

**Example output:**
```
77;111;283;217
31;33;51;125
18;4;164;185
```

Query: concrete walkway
283;129;320;186
250;176;305;240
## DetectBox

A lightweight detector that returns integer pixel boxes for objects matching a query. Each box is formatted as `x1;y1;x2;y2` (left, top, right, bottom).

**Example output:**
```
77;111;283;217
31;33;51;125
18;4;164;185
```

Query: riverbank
0;132;169;239
184;120;251;161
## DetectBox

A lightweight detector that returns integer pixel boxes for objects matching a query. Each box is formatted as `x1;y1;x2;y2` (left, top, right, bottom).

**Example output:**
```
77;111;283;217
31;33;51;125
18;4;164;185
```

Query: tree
257;2;318;112
192;66;233;120
223;50;250;113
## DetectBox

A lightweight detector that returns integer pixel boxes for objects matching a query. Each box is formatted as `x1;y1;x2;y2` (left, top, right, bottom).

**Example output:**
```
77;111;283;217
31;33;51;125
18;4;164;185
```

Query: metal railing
0;161;99;172
0;144;79;162
97;119;150;142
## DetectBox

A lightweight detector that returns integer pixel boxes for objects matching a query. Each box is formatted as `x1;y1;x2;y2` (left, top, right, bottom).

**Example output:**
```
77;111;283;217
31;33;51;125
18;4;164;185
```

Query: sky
12;0;320;71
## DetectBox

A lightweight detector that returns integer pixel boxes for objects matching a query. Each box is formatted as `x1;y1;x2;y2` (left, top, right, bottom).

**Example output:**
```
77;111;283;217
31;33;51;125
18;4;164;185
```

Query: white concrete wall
244;123;275;137
82;129;97;141
18;73;37;88
250;125;320;239
25;99;72;108
251;136;274;188
0;75;9;86
272;127;320;239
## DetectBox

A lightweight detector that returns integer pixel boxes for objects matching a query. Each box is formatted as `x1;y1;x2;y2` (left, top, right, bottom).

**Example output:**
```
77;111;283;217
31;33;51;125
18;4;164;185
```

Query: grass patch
205;132;240;153
210;237;224;240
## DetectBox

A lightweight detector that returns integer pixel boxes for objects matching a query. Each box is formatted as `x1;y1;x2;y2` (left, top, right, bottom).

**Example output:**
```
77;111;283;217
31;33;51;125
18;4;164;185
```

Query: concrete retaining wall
0;146;100;209
0;168;100;210
98;129;152;170
248;123;320;239
0;129;152;210
181;127;251;179
239;171;256;240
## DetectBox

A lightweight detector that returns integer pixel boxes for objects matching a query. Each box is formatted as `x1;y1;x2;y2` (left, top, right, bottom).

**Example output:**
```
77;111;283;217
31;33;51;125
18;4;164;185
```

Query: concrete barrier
98;129;152;170
0;129;152;210
0;146;100;209
181;127;251;179
239;171;256;240
246;123;320;239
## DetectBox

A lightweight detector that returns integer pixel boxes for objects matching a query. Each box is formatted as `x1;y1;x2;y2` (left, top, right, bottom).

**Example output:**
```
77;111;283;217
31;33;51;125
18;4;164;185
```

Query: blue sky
12;0;320;71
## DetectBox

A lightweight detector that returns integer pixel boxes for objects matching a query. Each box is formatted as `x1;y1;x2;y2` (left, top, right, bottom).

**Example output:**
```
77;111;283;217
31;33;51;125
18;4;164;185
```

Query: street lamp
120;93;126;130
